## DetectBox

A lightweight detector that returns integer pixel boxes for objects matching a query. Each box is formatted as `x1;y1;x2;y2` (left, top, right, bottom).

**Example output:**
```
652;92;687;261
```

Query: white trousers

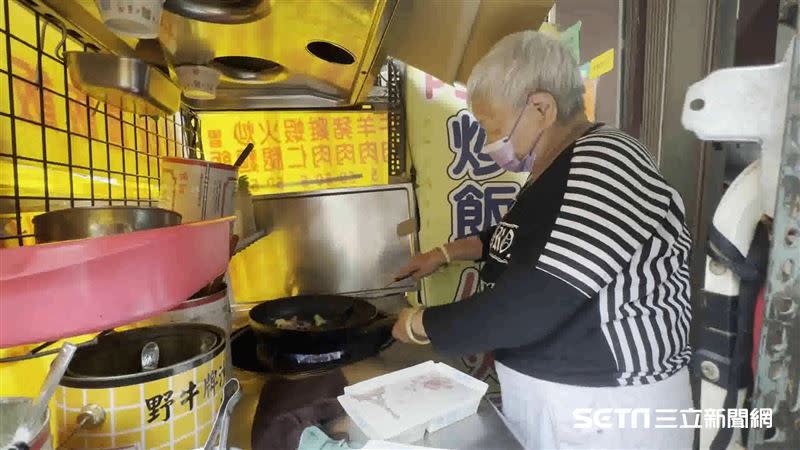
495;362;694;450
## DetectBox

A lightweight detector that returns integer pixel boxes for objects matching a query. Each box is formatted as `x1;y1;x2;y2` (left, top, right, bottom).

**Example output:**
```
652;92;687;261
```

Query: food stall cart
0;1;797;450
0;0;553;449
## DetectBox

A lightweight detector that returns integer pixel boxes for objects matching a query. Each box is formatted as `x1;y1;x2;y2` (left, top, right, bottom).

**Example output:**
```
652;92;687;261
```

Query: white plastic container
338;361;488;443
175;65;221;100
159;157;238;223
96;0;165;39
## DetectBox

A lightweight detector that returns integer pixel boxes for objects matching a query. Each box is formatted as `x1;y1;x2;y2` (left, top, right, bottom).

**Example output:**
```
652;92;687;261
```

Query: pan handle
354;316;396;336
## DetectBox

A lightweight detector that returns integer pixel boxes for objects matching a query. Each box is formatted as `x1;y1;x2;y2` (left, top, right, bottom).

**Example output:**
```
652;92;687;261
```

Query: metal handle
24;343;77;433
203;378;241;450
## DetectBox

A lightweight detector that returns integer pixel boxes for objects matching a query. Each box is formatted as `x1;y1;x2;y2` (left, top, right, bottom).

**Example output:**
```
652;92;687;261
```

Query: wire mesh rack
0;0;193;247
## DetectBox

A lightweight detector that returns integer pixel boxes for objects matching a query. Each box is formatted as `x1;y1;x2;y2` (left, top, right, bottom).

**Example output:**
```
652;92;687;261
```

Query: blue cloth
297;426;351;450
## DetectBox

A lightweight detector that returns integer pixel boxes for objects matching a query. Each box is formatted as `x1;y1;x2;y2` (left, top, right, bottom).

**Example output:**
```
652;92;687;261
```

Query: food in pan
274;314;328;330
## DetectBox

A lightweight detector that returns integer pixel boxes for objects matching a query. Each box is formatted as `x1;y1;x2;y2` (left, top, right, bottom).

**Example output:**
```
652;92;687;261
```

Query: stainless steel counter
228;340;522;450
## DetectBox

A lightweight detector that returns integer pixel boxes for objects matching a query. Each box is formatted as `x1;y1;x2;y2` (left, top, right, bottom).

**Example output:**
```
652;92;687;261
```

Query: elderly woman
392;31;693;449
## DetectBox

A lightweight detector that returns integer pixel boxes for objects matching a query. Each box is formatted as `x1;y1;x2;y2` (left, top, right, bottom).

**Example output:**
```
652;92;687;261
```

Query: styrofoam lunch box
338;361;488;443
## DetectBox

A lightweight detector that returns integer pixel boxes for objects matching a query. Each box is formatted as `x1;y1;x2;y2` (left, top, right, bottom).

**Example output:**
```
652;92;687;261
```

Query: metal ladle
15;343;77;445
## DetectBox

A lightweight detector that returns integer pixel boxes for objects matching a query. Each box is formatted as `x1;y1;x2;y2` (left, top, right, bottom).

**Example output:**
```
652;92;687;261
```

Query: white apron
495;362;694;450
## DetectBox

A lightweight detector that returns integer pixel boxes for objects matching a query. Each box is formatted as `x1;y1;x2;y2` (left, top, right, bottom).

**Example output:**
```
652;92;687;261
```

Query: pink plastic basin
0;217;234;348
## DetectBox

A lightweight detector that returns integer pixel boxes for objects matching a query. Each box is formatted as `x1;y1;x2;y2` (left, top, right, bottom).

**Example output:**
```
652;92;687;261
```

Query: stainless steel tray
66;51;181;116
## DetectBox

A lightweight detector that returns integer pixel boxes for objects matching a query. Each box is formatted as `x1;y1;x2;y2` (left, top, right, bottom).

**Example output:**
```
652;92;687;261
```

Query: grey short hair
467;30;585;121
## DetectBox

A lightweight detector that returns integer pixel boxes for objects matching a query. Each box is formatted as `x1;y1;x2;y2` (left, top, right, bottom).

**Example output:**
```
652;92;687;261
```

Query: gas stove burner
231;315;392;377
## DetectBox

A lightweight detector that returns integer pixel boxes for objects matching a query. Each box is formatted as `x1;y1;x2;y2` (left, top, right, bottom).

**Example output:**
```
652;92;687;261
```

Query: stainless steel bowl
33;206;181;243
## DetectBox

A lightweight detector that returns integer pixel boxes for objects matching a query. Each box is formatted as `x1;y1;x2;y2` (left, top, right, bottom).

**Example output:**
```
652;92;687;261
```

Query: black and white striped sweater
424;125;693;387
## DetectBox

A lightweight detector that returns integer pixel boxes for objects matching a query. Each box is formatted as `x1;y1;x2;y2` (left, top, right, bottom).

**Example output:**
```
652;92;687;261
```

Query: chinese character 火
312;145;332;168
207;129;222;148
335;144;355;166
233;121;255;146
309;117;329;141
180;381;199;411
145;390;174;423
259;120;281;144
359;142;378;163
332;117;352;140
263;147;283;172
446;109;501;180
284;119;305;143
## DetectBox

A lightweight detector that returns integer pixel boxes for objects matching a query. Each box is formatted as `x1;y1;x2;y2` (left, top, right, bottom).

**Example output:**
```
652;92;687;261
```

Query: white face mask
482;103;540;173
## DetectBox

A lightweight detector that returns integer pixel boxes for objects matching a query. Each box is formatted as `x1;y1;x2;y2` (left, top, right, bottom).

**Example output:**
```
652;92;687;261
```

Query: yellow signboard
589;48;615;80
198;110;389;195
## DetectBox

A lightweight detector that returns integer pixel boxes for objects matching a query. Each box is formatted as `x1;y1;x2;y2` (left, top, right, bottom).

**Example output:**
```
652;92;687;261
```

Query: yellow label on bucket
54;352;225;450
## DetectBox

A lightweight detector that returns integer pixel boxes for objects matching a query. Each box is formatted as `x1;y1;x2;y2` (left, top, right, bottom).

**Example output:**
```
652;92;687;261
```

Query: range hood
37;0;552;110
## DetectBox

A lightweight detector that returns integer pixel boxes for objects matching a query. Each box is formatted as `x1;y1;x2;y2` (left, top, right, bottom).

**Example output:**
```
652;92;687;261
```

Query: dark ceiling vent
306;41;356;65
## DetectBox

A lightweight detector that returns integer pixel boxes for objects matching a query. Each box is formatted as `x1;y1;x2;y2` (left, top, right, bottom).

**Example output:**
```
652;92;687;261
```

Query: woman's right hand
393;248;447;282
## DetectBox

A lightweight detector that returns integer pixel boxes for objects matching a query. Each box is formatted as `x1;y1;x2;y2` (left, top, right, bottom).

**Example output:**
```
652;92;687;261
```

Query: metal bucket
135;285;233;376
32;206;181;243
0;397;52;450
54;324;226;450
136;286;232;339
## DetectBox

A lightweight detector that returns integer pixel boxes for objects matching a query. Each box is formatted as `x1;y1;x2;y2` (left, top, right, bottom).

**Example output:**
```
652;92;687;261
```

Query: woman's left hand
392;307;428;344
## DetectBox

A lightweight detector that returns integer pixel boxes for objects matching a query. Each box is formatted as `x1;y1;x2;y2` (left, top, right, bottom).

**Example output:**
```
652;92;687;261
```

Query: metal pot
0;397;52;450
54;324;226;450
32;206;181;243
134;285;233;376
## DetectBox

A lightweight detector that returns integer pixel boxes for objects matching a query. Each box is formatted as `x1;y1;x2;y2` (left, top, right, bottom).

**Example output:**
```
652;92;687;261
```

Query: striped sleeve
535;130;672;298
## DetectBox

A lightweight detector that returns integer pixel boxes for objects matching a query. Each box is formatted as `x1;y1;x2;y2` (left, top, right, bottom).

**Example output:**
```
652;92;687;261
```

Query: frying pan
248;295;395;366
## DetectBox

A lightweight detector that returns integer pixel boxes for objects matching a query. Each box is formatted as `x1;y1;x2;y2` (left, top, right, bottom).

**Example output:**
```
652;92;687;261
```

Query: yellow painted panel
111;173;124;199
0;156;15;196
125;175;138;200
109;145;123;172
90;111;107;141
44;91;67;130
137;152;148;176
41;56;65;94
8;0;36;44
15;159;44;197
0;116;11;155
9;38;37;79
71;167;91;198
14;119;42;160
0;1;5;31
91;139;108;169
12;77;40;123
70;135;89;167
123;122;135;149
0;31;7;72
93;171;110;199
45;128;68;164
124;149;137;172
47;165;71;197
138;176;150;199
0;73;9;115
